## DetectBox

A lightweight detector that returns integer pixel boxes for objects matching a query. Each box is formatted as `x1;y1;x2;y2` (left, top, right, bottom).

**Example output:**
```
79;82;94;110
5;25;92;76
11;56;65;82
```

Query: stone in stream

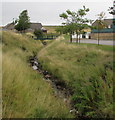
57;85;61;89
44;74;51;79
34;61;38;65
37;69;42;73
63;98;68;103
69;109;78;114
43;70;49;75
32;65;38;70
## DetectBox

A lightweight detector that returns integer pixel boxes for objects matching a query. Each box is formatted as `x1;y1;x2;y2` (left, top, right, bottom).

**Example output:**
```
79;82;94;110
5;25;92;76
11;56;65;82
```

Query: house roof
91;19;115;33
4;23;15;29
4;22;43;30
92;19;113;27
30;23;42;30
103;19;113;26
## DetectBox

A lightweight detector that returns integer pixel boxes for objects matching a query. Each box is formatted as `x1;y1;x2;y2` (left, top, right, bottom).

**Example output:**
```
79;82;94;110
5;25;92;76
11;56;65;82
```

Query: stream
28;55;79;117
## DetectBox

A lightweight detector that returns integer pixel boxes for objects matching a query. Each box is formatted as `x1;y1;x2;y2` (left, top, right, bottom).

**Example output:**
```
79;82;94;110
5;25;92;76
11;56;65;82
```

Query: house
91;19;115;40
27;23;42;32
72;28;91;39
3;23;15;30
41;27;47;33
92;19;113;28
3;22;47;33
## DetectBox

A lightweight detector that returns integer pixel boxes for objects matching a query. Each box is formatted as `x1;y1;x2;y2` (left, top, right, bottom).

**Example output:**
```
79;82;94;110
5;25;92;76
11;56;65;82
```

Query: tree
34;29;43;39
108;1;115;26
108;6;115;15
15;10;30;32
59;6;90;43
59;13;75;42
55;26;64;35
96;12;107;45
63;23;76;43
108;0;115;15
74;6;90;43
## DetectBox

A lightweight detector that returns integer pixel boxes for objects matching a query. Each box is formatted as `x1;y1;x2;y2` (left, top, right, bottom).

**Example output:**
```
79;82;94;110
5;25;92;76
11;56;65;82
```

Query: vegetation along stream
28;55;81;118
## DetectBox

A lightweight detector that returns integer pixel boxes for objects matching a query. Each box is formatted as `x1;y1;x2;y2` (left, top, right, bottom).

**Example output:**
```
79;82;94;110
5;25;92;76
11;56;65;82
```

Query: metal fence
92;28;115;33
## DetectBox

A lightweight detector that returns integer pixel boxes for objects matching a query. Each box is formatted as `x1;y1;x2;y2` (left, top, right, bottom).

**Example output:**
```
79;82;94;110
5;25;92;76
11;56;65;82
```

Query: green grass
43;25;59;33
73;43;114;52
2;31;73;118
64;35;114;52
38;35;114;118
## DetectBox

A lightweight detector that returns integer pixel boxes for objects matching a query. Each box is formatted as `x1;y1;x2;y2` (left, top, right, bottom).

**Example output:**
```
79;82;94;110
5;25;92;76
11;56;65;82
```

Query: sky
1;0;113;26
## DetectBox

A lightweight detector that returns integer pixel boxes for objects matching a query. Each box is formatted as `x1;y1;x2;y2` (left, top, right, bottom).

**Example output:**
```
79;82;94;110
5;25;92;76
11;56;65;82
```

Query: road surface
73;39;114;46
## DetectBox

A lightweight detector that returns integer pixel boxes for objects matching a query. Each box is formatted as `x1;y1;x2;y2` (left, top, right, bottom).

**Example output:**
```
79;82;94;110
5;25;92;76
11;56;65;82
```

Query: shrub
34;29;43;39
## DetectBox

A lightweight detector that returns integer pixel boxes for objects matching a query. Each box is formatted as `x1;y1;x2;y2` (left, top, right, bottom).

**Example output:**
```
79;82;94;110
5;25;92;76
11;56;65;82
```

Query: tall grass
2;31;73;118
38;35;114;118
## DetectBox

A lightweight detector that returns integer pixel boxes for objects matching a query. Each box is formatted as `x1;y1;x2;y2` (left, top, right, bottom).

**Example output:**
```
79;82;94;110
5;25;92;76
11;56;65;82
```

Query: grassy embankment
38;35;114;118
2;31;73;118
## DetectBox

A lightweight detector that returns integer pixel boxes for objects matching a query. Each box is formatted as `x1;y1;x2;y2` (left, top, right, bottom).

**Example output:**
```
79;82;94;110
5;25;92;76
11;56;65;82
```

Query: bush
34;29;43;39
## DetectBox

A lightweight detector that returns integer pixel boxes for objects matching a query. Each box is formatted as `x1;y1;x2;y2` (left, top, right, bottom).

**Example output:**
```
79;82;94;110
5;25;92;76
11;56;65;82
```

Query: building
27;23;43;32
92;19;113;28
72;28;91;39
91;19;115;40
3;23;14;31
3;22;47;33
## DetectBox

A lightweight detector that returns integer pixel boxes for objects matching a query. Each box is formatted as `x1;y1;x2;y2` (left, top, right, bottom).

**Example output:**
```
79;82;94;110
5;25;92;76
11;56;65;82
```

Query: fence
90;33;114;40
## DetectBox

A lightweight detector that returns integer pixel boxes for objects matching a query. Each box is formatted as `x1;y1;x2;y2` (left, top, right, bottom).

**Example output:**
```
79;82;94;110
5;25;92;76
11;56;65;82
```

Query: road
73;39;114;46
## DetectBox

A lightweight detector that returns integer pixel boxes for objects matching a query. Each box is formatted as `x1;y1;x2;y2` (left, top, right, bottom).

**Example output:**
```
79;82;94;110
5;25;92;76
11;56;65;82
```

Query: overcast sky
1;0;113;26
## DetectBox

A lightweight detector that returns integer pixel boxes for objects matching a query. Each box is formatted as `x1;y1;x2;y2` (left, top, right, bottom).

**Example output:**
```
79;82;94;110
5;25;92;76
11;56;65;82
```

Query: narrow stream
28;55;78;117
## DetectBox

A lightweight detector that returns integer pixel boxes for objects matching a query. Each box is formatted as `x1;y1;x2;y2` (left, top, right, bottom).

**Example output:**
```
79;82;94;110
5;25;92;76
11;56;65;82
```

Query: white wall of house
72;32;91;39
72;34;82;39
85;32;91;39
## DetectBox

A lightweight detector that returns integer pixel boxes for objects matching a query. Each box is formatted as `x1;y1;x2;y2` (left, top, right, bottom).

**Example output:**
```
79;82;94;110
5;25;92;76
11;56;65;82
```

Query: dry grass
2;31;73;118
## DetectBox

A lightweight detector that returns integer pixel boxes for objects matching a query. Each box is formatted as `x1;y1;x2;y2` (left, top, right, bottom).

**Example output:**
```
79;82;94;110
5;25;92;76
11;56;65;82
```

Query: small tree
59;13;76;42
63;23;76;43
75;6;90;43
96;12;107;45
15;10;30;32
34;29;43;39
59;6;90;43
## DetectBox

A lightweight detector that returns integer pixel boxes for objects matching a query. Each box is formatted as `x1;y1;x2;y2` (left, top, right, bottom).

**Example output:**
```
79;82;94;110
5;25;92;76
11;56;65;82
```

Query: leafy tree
74;6;90;43
15;10;30;32
59;14;75;42
59;6;90;43
34;29;43;39
96;12;107;45
63;23;76;43
55;26;64;35
108;2;115;26
108;0;115;16
108;6;115;15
